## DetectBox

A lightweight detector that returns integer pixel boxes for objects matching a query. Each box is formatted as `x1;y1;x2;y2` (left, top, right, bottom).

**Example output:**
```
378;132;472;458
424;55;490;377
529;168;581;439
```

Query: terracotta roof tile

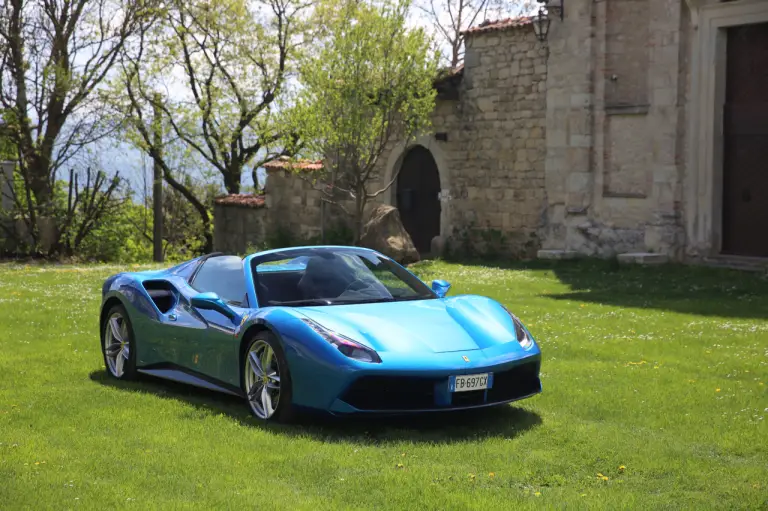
262;156;324;172
214;193;266;208
462;16;534;36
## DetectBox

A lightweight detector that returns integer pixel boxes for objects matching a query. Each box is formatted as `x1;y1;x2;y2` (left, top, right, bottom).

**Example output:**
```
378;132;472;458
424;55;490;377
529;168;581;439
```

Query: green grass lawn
1;259;766;509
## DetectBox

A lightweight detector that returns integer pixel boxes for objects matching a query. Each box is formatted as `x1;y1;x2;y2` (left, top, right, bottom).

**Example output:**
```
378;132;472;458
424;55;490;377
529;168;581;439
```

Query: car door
180;255;248;387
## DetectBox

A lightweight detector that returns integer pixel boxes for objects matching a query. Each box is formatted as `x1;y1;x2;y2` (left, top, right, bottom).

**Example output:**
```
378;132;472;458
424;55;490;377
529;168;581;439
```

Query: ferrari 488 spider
99;246;542;421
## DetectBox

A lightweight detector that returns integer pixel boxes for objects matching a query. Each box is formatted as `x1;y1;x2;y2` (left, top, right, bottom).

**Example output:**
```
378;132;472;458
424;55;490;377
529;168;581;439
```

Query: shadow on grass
89;370;542;443
415;257;768;320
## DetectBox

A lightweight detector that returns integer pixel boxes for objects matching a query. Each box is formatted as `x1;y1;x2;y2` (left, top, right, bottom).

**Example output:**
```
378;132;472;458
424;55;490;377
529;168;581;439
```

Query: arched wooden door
395;146;441;255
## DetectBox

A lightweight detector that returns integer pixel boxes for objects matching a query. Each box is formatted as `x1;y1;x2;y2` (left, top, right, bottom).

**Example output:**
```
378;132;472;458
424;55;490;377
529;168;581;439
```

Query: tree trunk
152;93;164;262
27;156;53;210
202;225;213;253
223;169;242;194
352;185;366;245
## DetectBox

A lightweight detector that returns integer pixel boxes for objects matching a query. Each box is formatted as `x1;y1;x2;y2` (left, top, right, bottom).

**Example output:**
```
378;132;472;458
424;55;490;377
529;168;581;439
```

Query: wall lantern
532;0;563;42
540;0;564;20
532;7;551;42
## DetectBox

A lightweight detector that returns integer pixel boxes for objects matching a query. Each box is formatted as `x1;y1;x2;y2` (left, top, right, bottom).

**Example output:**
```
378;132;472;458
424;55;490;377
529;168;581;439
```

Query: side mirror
191;292;241;324
431;279;451;298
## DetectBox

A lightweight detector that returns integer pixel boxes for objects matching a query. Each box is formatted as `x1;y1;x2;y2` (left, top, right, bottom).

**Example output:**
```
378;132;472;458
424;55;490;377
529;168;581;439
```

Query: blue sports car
100;246;542;421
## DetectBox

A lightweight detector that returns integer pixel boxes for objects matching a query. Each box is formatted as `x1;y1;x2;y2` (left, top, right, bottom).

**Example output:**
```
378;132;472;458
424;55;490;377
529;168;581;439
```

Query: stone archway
383;135;451;253
396;146;441;254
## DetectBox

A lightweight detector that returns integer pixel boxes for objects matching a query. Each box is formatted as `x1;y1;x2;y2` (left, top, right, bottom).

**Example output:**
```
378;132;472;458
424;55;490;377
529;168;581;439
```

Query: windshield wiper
268;298;334;306
331;297;394;305
391;295;433;302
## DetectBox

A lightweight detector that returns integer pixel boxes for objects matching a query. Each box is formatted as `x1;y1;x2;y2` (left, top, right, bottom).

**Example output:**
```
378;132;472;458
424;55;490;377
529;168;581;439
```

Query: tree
0;0;150;216
114;16;215;252
121;0;307;196
418;0;534;68
297;0;439;243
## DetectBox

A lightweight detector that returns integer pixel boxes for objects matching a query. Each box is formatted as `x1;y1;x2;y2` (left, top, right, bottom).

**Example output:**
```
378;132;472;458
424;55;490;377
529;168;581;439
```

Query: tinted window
252;248;434;306
191;256;247;305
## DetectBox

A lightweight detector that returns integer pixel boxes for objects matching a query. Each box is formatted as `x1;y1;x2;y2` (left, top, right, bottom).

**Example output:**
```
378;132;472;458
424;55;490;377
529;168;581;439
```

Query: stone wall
542;0;688;259
213;198;267;254
215;2;699;261
263;168;324;241
375;22;549;258
263;167;353;242
456;26;548;255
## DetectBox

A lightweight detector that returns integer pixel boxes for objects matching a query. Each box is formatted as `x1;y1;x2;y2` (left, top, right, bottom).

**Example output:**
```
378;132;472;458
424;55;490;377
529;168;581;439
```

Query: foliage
295;0;440;243
0;0;151;212
113;0;308;195
1;261;767;508
1;167;215;262
1;164;125;258
76;200;154;262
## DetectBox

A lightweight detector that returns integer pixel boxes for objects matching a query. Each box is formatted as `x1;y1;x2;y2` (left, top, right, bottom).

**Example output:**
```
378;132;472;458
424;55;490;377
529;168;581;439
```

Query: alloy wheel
244;340;281;419
104;312;131;378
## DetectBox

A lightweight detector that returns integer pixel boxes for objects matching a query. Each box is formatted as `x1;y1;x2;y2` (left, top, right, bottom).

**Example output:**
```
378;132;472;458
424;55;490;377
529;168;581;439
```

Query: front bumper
327;357;541;414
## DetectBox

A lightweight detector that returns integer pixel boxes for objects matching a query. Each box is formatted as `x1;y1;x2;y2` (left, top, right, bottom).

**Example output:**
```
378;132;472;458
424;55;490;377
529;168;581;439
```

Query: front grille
451;389;485;407
486;361;541;403
340;375;441;410
339;360;541;412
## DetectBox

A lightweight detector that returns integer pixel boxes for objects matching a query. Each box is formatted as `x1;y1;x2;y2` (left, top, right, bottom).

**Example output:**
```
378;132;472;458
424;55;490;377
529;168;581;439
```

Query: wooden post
152;93;164;262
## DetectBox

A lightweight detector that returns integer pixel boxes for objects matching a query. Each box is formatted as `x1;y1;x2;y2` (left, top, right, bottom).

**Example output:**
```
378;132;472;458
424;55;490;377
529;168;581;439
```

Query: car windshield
251;247;435;306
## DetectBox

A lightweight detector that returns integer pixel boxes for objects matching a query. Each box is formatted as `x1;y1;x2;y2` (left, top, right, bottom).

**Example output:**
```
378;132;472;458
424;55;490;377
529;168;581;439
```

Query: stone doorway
395;146;441;255
722;21;768;257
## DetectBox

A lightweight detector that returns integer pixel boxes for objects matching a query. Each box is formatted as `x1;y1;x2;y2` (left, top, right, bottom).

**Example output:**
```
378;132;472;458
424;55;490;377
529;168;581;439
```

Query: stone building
215;0;768;264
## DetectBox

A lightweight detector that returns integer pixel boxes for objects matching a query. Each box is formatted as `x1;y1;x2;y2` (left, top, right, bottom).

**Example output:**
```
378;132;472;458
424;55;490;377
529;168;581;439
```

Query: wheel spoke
105;342;122;357
261;345;273;373
248;351;263;378
122;346;130;359
109;318;123;343
248;381;263;401
267;373;280;383
261;386;274;417
115;349;125;375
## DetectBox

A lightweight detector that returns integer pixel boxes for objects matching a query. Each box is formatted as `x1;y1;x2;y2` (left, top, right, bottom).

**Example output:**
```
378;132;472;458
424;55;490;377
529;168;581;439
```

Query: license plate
449;373;492;392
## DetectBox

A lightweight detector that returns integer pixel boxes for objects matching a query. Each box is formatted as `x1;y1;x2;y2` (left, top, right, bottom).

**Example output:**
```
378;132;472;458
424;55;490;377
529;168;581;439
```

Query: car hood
294;295;519;354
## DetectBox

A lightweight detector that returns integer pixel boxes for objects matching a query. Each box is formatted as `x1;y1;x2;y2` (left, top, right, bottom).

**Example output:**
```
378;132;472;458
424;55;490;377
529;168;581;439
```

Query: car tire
242;331;296;423
101;304;138;380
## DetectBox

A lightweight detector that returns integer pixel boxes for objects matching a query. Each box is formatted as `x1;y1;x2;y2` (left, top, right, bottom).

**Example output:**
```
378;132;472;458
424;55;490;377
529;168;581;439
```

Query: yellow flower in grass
716;388;721;392
618;465;626;473
396;463;404;469
488;472;495;478
534;492;542;497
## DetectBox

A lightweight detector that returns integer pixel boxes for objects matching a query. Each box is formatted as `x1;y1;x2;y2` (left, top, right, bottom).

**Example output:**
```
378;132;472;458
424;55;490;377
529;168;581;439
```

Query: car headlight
503;307;534;350
301;319;382;363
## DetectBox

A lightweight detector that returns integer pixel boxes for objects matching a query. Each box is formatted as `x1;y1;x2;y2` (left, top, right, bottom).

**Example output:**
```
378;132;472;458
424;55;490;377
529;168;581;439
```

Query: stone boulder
360;205;420;264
